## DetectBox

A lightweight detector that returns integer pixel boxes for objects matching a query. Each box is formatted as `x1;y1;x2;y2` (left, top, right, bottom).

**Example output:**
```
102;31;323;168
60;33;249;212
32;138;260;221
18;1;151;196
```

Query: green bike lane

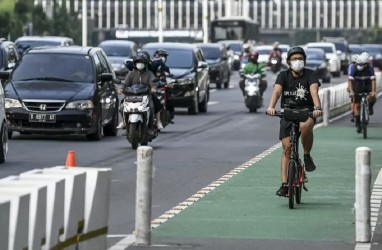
127;124;382;250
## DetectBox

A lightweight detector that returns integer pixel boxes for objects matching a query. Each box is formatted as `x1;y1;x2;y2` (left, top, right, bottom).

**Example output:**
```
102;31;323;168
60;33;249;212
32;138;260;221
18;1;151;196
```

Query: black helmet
138;50;151;62
154;49;169;58
133;54;148;64
287;46;306;60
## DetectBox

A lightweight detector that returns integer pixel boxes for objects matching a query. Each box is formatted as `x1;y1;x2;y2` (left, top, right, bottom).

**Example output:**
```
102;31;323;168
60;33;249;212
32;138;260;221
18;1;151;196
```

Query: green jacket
243;62;266;77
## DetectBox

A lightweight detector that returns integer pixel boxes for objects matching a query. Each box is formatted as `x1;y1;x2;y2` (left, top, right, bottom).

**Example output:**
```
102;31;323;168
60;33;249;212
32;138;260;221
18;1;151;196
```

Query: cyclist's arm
267;84;282;110
347;66;356;94
371;78;377;93
309;83;321;108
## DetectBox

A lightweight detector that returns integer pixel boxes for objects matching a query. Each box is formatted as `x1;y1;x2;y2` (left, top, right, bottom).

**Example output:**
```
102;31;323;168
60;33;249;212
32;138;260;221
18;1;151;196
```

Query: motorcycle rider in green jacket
239;52;267;99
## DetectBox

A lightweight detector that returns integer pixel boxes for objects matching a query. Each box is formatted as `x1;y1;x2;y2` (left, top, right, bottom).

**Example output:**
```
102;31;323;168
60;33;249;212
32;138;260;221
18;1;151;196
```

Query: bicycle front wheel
295;164;303;204
362;122;367;139
287;160;296;209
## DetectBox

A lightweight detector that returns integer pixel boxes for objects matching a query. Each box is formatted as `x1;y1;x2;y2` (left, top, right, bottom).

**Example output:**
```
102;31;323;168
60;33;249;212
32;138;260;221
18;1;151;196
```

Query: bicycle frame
359;92;369;139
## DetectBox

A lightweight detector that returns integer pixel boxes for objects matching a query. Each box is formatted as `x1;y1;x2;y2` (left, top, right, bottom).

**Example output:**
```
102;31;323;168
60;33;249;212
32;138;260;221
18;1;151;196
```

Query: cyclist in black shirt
266;47;323;197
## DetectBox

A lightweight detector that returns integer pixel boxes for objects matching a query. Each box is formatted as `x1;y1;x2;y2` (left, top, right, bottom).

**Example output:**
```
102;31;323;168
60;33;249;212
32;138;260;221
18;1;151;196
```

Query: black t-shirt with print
275;68;320;109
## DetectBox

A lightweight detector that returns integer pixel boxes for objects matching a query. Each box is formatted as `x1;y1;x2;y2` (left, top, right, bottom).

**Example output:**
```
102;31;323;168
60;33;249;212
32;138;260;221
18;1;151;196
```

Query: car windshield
228;43;242;52
144;48;194;68
308;46;333;53
350;46;363;55
361;46;382;55
12;53;94;83
99;44;132;57
332;42;346;52
200;47;220;60
306;51;324;60
16;40;62;53
257;48;272;54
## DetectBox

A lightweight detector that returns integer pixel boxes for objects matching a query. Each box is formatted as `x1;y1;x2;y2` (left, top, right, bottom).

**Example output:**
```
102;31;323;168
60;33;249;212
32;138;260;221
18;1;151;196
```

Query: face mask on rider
136;63;145;70
290;60;304;72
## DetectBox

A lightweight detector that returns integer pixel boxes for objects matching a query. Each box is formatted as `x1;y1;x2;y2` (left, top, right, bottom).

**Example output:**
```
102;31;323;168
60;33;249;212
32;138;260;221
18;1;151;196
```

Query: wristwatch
314;106;322;111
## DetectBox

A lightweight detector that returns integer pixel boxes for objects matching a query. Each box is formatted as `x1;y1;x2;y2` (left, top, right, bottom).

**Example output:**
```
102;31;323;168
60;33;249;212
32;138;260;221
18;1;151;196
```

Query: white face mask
357;65;364;71
136;63;145;70
290;60;304;72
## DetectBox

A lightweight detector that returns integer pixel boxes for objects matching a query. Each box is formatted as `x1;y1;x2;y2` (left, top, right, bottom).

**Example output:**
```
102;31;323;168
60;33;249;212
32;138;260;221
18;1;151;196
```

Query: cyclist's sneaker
304;154;316;172
276;183;288;197
369;106;374;116
356;124;362;133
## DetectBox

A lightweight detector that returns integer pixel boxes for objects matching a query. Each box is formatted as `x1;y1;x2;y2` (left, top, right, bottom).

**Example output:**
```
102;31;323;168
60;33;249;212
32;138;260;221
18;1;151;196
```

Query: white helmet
351;54;359;63
356;52;370;64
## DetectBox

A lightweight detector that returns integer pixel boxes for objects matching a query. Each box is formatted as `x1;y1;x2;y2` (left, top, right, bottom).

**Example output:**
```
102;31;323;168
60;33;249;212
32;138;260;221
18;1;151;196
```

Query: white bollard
19;170;66;250
323;88;330;126
135;146;153;246
355;147;372;243
0;198;10;250
0;177;47;250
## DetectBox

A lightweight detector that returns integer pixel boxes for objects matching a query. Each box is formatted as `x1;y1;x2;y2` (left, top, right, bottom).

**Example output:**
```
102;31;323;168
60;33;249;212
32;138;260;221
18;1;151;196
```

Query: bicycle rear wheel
287;161;296;209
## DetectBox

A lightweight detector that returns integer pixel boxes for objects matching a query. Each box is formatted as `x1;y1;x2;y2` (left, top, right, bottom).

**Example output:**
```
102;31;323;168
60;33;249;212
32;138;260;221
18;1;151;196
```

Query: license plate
29;113;56;123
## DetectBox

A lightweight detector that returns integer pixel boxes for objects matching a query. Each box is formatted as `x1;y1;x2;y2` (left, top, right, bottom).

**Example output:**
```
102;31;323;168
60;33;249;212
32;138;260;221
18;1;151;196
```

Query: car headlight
66;100;94;110
5;98;22;109
320;62;327;68
177;77;194;85
234;55;240;60
112;63;125;71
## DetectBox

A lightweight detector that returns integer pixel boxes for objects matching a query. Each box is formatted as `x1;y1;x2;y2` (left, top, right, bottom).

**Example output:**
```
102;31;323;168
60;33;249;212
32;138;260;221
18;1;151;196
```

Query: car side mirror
7;62;16;69
100;73;113;82
197;61;208;69
0;71;10;80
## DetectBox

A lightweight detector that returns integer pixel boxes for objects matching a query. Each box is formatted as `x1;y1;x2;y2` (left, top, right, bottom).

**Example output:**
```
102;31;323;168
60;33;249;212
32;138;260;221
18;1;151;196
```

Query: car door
94;52;115;125
195;48;209;101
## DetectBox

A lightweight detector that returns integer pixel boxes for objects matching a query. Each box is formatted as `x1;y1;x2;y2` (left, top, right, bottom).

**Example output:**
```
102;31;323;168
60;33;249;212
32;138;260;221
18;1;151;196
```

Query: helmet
154;49;169;58
133;54;148;64
138;50;151;62
243;43;251;53
351;54;359;63
249;52;259;61
273;41;280;48
287;46;306;61
356;52;370;65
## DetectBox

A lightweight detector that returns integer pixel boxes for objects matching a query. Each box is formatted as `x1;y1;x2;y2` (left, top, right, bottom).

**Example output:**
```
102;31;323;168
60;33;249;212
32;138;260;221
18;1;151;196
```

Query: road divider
0;165;111;250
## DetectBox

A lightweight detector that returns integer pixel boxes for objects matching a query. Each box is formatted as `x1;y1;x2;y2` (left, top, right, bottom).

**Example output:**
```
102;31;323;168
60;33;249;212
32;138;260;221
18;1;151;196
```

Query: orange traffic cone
65;150;76;168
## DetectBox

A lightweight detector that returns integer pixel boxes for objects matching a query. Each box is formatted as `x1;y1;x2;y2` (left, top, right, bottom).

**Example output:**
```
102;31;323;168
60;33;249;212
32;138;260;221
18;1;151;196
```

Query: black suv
0;46;119;140
196;43;231;89
143;42;210;114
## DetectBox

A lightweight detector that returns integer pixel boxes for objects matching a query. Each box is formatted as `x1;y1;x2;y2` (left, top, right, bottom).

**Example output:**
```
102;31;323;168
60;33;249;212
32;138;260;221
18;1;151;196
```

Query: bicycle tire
295;164;303;204
287;160;296;209
362;122;367;139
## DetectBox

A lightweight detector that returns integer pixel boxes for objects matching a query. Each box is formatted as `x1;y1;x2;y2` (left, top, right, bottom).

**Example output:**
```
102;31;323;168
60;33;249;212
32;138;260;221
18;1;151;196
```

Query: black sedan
0;46;119;140
305;48;331;83
143;42;210;114
196;43;231;89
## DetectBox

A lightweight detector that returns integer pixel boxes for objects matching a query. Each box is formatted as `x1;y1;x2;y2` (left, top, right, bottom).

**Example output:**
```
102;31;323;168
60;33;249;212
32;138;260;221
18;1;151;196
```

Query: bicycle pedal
303;184;308;192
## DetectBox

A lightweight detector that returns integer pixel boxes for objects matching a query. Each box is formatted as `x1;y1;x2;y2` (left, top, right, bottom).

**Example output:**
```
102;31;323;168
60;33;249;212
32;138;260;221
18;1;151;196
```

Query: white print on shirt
283;83;308;101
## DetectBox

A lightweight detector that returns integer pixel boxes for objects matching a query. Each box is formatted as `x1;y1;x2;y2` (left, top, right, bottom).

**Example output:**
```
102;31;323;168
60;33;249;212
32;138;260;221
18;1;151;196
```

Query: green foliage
0;0;14;13
366;26;382;44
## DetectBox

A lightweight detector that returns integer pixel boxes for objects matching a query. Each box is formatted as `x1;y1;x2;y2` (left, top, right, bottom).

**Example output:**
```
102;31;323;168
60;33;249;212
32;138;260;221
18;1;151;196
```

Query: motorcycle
242;73;263;113
122;83;158;149
269;55;281;73
155;77;175;129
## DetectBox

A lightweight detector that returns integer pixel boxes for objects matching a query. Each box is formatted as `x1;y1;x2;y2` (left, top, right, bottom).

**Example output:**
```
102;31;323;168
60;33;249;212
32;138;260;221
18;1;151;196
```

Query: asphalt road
0;69;349;248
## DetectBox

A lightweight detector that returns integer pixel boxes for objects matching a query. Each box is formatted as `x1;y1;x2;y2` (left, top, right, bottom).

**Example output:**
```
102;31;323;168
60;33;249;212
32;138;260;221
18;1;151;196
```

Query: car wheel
224;72;230;89
216;80;222;89
7;131;12;140
103;104;119;136
188;91;199;115
0;123;8;163
86;114;102;141
198;90;208;113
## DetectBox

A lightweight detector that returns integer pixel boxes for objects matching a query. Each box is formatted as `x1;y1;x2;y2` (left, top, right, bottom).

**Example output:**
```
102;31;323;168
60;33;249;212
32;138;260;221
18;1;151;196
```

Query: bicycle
358;92;369;139
267;108;311;209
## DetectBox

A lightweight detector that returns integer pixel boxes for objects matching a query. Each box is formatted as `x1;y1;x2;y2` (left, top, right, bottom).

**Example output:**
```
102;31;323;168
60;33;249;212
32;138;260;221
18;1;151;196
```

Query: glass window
307;46;333;53
200;47;221;60
144;48;194;68
12;53;94;83
99;44;133;57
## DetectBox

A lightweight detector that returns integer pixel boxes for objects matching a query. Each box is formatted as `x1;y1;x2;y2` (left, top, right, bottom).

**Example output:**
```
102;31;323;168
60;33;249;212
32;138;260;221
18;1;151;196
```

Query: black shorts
279;117;316;140
352;82;371;103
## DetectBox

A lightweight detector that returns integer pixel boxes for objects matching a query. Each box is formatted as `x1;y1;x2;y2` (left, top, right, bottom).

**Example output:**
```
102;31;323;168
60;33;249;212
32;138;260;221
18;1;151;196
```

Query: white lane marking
207;101;218;105
108;234;135;250
107;234;129;238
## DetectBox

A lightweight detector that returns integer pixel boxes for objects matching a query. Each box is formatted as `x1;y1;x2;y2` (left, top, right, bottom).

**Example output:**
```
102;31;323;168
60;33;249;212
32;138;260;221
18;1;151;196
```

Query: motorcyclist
268;41;282;69
118;55;164;130
151;49;175;123
125;50;153;72
348;52;377;133
239;52;267;100
242;43;252;58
